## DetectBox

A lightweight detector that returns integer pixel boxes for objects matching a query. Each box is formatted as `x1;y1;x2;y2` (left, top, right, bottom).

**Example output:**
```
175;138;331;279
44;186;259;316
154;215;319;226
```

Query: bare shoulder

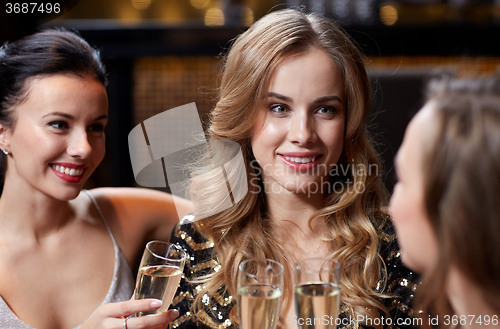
84;188;193;263
87;187;193;229
88;186;171;201
89;187;191;209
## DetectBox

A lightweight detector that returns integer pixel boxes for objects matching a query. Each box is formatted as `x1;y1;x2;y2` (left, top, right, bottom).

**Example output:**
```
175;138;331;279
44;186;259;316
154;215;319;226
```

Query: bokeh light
243;7;254;26
190;0;210;10
131;0;152;10
380;4;398;25
205;7;224;26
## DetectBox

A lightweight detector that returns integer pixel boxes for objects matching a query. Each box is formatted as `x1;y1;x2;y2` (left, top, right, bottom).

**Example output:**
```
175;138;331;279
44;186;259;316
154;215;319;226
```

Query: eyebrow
315;95;342;104
94;114;108;121
266;92;342;104
266;92;293;102
42;112;108;121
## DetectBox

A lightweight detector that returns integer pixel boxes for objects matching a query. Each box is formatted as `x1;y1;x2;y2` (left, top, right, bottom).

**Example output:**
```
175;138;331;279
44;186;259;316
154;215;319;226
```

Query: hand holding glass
237;259;284;329
134;241;186;316
294;258;341;329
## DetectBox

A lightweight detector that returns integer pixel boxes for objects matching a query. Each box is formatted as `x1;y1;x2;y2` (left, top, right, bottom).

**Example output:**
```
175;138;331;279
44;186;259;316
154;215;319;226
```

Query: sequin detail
169;215;420;329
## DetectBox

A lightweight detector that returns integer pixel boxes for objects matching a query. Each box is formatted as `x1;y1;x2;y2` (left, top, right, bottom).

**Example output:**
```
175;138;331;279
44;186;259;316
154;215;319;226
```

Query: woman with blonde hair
390;75;500;328
170;9;418;329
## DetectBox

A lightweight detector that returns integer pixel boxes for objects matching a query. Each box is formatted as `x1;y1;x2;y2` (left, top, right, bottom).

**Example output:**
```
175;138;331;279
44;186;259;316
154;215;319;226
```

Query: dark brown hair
0;28;107;129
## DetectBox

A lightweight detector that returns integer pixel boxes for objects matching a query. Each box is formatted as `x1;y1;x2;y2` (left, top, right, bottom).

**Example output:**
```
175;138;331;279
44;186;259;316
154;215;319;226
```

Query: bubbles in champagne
135;265;182;316
295;282;340;329
237;284;282;329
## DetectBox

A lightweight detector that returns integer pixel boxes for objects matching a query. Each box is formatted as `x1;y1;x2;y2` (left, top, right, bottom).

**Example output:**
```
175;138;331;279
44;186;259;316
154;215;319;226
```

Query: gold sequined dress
169;215;419;329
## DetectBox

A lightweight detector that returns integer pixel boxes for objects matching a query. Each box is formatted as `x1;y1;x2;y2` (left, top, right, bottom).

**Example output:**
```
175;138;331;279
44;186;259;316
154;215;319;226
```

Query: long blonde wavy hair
187;9;390;328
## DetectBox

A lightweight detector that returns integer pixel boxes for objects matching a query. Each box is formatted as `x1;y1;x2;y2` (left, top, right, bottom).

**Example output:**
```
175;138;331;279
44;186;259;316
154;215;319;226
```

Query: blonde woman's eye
316;106;337;115
270;104;288;113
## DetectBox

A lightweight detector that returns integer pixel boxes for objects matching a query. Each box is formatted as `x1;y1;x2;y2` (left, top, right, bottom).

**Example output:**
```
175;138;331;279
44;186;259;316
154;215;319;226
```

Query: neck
446;266;499;329
0;175;75;242
265;180;327;237
264;183;332;261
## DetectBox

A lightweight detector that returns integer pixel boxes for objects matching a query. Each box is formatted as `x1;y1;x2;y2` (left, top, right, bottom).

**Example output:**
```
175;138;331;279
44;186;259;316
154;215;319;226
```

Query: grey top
0;190;135;329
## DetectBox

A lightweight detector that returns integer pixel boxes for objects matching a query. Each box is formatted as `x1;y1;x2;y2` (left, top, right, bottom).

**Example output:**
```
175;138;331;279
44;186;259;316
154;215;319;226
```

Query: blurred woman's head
390;75;500;319
0;29;108;199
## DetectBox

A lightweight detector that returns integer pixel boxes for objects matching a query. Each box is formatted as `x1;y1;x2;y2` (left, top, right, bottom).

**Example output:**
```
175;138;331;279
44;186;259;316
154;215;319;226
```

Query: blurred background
1;0;499;193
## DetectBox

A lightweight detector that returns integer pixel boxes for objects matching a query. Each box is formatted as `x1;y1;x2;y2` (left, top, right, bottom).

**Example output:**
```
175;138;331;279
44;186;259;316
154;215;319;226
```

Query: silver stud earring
2;149;8;155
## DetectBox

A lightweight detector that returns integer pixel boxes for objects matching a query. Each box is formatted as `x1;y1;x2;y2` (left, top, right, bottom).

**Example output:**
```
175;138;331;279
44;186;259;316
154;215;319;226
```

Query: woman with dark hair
169;9;418;329
0;29;191;329
390;75;500;328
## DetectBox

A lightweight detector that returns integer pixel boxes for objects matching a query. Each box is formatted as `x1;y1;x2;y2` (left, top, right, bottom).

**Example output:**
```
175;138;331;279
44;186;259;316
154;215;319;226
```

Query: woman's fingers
99;299;163;318
118;309;179;329
164;309;180;322
82;300;178;329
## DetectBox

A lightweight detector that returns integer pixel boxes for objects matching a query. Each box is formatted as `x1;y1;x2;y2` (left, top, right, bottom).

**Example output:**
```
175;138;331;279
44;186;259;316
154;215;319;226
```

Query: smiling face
389;102;438;273
250;47;345;198
0;74;108;201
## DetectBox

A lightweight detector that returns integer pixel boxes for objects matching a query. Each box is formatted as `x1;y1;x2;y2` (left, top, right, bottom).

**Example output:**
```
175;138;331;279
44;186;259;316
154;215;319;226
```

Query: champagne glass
134;241;186;316
237;259;284;329
294;258;341;329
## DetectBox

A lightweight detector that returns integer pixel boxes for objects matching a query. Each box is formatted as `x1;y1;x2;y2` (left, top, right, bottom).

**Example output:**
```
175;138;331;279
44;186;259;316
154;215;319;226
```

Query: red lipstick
49;163;86;183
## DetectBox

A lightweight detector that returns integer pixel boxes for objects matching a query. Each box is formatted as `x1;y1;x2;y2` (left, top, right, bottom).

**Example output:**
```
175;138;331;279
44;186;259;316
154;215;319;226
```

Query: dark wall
369;73;428;193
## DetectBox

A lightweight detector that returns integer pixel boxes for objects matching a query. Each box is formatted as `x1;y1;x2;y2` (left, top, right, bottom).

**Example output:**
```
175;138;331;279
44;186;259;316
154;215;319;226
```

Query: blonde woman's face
389;102;438;273
250;47;345;198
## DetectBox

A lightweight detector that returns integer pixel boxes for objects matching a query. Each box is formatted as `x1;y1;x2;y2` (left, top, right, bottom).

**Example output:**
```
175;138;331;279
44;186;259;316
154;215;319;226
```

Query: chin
50;187;84;201
282;180;324;195
400;253;427;274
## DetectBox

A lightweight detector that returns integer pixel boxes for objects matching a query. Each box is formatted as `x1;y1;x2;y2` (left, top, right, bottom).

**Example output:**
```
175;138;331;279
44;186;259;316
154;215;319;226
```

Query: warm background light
131;0;152;10
243;6;254;26
380;4;398;25
190;0;210;10
204;7;224;26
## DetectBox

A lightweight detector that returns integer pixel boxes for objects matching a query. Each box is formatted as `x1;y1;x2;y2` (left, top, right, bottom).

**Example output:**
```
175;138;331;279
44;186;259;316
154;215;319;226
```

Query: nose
288;110;317;146
67;129;92;158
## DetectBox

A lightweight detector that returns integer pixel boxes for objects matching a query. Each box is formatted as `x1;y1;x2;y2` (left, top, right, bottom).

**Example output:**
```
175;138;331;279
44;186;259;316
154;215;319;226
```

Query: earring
2;149;8;155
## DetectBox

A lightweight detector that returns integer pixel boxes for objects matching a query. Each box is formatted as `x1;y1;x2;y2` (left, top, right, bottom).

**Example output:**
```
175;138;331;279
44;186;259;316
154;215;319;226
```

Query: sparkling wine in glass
237;259;284;329
134;241;186;316
294;258;341;329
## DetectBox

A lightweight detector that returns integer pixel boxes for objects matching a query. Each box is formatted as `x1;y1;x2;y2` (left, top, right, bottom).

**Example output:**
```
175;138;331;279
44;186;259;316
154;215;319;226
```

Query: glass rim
238;258;285;277
146;240;186;262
